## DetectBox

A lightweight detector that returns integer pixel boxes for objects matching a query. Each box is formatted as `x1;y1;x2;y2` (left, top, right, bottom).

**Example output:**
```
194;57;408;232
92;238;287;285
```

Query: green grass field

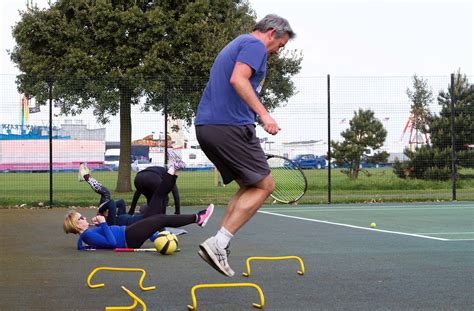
0;168;473;207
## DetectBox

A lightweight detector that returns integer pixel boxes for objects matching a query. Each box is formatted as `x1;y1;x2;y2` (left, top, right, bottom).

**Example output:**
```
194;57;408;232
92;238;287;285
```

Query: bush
422;167;451;180
392;146;457;180
393;159;408;179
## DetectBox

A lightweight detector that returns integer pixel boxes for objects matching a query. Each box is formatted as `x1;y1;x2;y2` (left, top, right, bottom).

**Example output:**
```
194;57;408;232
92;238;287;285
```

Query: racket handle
115;248;134;252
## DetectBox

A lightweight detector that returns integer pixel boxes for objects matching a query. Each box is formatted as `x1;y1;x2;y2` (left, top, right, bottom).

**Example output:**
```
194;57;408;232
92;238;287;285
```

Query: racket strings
268;157;307;203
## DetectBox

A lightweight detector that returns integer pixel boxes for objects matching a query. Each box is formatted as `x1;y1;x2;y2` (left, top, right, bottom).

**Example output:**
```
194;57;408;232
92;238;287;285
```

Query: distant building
0;120;106;172
387;152;409;163
59;120;105;141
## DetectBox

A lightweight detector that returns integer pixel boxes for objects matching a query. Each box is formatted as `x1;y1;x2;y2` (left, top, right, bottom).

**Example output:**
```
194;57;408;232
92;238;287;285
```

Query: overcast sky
2;0;472;75
1;0;473;152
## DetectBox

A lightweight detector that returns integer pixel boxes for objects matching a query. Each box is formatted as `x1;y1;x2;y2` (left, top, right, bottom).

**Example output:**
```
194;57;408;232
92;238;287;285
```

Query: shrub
422;167;451;181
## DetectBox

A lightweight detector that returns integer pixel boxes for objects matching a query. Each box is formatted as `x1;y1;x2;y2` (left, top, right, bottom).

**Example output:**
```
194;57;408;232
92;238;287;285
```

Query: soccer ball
153;231;178;255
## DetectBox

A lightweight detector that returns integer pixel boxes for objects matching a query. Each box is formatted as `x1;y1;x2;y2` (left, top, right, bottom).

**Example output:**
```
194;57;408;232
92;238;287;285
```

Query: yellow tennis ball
153;231;178;255
370;222;376;228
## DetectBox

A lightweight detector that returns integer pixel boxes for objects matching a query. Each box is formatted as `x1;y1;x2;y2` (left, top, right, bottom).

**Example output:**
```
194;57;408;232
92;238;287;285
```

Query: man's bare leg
219;181;246;229
221;174;275;234
199;174;274;277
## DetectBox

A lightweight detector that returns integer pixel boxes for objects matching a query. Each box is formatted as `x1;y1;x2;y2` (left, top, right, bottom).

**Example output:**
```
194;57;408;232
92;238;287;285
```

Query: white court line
258;210;450;241
417;232;474;235
262;206;474;212
444;239;474;241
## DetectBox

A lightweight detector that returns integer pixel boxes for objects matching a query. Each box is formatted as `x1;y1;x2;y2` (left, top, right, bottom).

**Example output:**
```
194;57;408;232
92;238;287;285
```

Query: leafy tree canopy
406;74;433;133
430;72;474;151
331;108;388;179
10;0;303;191
393;72;474;180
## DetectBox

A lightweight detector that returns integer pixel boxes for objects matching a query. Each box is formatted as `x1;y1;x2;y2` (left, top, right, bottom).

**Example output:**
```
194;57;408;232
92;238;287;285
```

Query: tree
431;72;474;155
331;109;388;179
403;75;433;147
10;0;303;192
393;72;474;180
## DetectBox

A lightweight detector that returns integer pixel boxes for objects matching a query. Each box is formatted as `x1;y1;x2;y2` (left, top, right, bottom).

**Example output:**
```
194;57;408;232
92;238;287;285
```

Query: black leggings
125;213;196;249
142;172;177;217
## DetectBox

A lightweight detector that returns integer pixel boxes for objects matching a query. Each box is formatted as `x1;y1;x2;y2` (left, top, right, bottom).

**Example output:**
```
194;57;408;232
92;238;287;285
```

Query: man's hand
260;113;281;135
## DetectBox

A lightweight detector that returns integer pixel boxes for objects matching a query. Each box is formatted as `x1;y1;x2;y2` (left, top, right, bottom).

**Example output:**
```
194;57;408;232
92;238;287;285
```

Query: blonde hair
63;211;80;234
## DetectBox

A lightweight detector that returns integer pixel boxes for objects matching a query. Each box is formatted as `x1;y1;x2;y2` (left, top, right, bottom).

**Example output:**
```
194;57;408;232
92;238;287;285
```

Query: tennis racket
115;248;157;252
266;154;308;204
84;248;179;252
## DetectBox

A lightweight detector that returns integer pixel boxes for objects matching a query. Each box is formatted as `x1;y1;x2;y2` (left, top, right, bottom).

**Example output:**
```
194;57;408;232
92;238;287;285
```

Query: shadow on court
1;203;473;310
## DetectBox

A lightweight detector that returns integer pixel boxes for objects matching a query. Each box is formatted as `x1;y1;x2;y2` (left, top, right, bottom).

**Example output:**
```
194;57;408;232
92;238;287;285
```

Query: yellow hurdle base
242;256;305;277
187;282;265;310
105;286;147;311
86;266;156;291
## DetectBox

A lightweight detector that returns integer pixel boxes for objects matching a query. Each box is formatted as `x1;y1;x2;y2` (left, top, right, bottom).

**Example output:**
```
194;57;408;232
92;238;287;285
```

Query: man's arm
229;62;280;135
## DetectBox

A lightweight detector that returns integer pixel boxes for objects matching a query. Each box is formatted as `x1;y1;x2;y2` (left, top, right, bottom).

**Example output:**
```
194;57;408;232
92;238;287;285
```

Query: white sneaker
199;237;235;277
167;149;186;171
198;243;231;274
78;163;90;182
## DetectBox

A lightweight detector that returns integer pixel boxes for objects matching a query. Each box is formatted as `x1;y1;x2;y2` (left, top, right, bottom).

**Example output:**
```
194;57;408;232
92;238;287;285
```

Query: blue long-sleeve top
77;222;127;250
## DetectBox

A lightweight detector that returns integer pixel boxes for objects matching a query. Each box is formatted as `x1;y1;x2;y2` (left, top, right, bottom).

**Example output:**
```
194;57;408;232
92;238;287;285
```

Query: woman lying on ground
67;150;214;250
63;204;214;250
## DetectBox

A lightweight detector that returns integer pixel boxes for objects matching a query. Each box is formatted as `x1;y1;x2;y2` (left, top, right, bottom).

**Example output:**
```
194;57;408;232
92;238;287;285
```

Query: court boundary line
444;239;474;241
258;210;452;241
262;205;474;212
418;232;474;235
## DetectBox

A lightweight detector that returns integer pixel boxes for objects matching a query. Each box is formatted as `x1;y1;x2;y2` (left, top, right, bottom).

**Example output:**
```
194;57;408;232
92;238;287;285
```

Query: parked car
291;154;326;169
332;161;389;169
104;148;120;170
131;159;155;172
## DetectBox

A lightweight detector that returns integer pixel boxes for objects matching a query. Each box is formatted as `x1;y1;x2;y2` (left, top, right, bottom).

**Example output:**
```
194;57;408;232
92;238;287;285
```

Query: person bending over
129;166;181;216
132;151;186;218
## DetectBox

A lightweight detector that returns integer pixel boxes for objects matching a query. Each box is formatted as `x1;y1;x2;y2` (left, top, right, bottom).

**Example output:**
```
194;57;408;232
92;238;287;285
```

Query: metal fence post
327;74;331;204
48;81;53;208
164;78;169;166
450;73;457;201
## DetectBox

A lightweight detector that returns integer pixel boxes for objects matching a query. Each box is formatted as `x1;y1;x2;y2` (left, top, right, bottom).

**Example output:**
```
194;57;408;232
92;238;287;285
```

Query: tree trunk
351;160;360;179
115;87;132;192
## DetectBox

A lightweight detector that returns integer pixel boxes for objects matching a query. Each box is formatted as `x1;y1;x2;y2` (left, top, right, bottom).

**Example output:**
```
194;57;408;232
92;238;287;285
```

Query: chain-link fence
0;73;472;207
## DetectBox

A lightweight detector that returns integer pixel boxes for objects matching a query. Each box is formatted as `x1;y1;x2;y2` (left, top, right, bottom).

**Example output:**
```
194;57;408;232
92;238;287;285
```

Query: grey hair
253;14;296;39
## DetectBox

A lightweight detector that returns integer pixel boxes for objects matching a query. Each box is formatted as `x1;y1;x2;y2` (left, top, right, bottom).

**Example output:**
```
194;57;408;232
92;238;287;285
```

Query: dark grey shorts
195;124;270;186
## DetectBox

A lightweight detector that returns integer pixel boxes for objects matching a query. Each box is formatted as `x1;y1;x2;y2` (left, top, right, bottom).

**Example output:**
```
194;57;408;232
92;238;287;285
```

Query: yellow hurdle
87;267;156;291
242;256;305;277
187;283;265;310
105;286;147;311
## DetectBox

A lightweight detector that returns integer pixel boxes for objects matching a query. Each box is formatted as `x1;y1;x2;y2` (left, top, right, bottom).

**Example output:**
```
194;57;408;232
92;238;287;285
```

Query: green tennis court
1;202;473;310
260;202;474;241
